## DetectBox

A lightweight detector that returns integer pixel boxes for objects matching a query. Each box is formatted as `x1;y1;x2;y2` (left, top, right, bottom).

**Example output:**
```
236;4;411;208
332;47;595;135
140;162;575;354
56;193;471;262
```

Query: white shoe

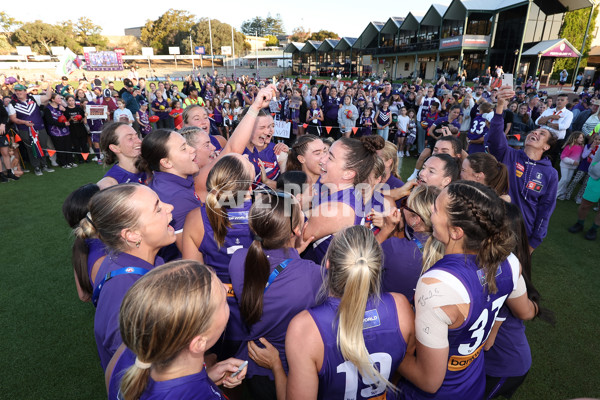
398;151;404;158
407;171;419;181
50;160;59;167
405;150;410;157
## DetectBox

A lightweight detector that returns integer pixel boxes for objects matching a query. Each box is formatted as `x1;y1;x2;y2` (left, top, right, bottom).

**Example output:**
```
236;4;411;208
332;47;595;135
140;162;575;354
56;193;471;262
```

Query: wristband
246;107;259;118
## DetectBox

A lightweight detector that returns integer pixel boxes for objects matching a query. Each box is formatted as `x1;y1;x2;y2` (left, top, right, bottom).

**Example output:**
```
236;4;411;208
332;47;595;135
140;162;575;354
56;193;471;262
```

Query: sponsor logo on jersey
224;283;235;298
526;181;543;192
228;211;249;224
363;309;381;330
448;343;485;371
536;172;543;180
125;267;134;273
515;162;524;178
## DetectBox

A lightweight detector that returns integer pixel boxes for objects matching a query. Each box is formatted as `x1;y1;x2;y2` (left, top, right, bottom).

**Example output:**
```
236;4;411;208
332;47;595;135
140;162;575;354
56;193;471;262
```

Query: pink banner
542;42;579;58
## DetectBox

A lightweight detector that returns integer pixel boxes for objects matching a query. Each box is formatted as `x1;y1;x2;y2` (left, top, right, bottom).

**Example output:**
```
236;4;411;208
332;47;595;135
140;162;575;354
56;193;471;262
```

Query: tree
0;11;21;45
266;35;279;47
309;30;339;42
241;14;285;36
553;7;599;78
74;17;107;48
12;21;80;54
188;18;249;58
290;27;311;43
141;9;196;54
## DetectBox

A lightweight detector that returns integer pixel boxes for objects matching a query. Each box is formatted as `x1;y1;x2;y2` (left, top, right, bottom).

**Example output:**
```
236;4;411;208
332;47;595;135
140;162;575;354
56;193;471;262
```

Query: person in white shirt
535;93;573;140
416;86;441;153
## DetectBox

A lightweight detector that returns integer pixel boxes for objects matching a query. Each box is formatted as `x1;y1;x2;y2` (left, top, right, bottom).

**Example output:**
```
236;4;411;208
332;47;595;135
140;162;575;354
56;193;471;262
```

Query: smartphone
501;73;514;89
231;360;248;378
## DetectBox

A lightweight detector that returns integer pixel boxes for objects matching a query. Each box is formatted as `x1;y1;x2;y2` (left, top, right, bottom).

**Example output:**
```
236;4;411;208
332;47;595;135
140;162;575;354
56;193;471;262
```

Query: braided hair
445;181;515;293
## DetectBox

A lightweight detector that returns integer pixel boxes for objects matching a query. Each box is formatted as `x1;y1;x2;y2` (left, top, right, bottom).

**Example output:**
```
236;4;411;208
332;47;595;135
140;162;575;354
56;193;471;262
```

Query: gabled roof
353;21;386;49
381;17;406;34
283;42;305;53
443;0;592;19
522;38;581;57
318;39;340;52
300;40;323;53
334;37;357;51
421;4;448;26
399;12;423;31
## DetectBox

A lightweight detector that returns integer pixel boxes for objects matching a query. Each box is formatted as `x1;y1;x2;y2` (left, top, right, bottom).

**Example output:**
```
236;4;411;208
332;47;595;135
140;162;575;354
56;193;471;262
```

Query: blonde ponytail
324;226;394;391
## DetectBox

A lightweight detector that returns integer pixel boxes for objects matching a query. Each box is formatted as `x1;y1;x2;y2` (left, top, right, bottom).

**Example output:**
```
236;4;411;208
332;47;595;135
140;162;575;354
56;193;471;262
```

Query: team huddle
60;81;558;400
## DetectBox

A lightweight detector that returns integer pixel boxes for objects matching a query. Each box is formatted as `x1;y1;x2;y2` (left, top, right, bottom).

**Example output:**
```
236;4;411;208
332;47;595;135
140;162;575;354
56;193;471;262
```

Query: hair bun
360;135;384;154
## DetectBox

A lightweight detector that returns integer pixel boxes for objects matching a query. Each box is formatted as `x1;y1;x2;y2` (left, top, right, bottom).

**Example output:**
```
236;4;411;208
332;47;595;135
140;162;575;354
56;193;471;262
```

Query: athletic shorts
0;135;8;147
583;176;600;203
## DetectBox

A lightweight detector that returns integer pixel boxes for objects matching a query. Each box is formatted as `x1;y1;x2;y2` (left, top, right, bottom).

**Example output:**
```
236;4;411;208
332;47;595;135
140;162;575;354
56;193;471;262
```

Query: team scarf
29;126;44;158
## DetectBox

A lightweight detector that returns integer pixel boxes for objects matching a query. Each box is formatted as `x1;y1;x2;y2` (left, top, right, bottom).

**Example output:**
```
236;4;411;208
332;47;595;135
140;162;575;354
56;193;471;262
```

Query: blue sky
3;0;441;38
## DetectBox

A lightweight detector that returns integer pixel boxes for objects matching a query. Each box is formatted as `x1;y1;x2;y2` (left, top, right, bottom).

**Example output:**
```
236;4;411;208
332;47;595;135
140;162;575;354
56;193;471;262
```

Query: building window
405;62;410;71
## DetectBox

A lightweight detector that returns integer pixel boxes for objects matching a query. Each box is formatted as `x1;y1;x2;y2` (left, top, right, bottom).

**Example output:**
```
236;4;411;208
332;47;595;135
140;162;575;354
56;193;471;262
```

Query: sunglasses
251;188;297;235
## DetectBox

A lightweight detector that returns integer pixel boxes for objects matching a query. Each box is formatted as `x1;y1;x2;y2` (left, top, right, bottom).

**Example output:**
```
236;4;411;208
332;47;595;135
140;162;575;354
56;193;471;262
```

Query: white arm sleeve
415;270;471;349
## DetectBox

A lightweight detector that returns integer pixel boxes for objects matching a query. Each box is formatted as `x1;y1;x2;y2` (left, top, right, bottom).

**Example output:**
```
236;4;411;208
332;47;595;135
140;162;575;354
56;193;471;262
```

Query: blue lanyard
412;236;424;252
92;267;149;307
264;259;292;293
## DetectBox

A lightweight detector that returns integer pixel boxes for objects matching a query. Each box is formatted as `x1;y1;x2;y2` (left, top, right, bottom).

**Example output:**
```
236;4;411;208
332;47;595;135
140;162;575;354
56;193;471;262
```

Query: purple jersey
11;95;45;131
210;134;223;156
487;113;558;248
381;233;427;302
148;171;199;233
151;98;169;120
86;238;106;284
308;294;408;400
229;247;323;379
484;306;531;377
307;187;363;264
468;115;490;154
403;253;518;400
138;110;151;136
94;252;164;370
385;175;405;209
359;115;373;136
139;368;224;400
108;347;135;400
244;143;281;183
44;104;70;137
199;200;253;342
376;109;391;126
104;164;147;185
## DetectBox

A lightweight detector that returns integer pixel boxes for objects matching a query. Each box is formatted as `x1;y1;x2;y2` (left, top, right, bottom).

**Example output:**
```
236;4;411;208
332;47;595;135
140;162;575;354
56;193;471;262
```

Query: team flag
29;127;44;158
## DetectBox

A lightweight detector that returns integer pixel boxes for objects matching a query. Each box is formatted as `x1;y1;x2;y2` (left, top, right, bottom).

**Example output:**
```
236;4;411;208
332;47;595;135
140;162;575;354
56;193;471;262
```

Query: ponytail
205;154;253;248
240;193;301;326
205;188;231;248
119;366;151;400
323;226;394;391
337;257;377;381
71;217;97;299
240;239;271;326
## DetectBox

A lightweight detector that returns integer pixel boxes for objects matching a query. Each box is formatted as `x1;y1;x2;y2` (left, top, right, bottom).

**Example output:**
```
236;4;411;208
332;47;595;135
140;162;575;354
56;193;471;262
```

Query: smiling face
418;157;451;188
321;141;351;185
191;131;217;168
251;115;274;148
524;128;552;153
113;125;142;160
131;186;176;251
185;107;210;132
164;132;199;177
299;139;327;177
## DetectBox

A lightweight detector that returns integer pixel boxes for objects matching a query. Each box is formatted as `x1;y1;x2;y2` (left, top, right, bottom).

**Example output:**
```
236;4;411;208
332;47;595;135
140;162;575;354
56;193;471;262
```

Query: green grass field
0;157;598;399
